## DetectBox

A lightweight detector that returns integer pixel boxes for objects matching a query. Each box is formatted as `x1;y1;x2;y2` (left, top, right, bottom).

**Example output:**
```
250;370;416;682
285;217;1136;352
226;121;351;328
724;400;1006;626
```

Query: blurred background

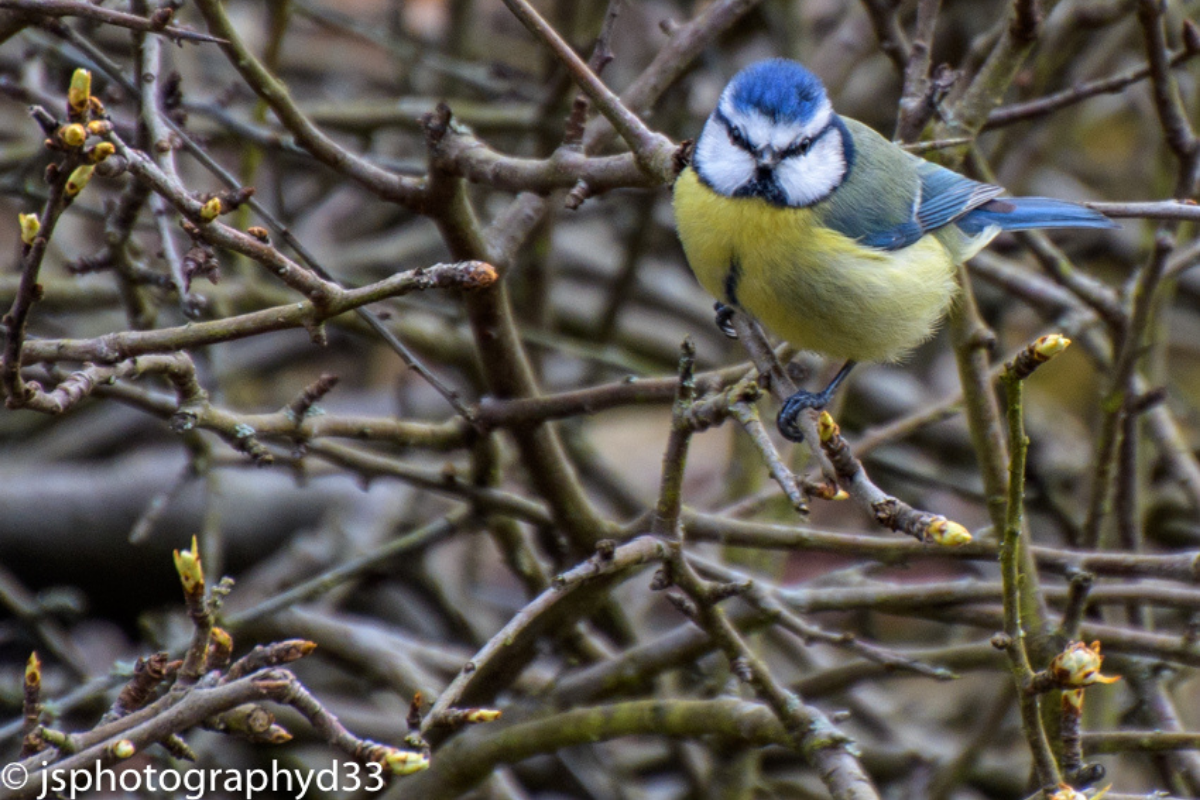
1;0;1199;797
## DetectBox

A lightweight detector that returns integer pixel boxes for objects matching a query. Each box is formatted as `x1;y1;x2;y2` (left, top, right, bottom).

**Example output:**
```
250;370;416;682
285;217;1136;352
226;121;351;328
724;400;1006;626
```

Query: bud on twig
927;518;973;546
817;410;839;442
1006;334;1072;380
109;739;136;759
23;652;42;734
68;68;92;115
1047;783;1111;800
87;142;115;163
24;652;40;693
1030;641;1121;693
206;627;234;671
173;535;205;598
1047;640;1120;688
58;123;86;148
383;748;430;776
200;197;222;222
18;213;40;246
64;165;95;198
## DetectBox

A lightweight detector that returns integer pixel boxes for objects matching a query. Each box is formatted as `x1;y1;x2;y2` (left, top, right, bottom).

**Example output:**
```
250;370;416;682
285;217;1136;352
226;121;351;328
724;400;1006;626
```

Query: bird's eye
727;125;752;151
783;136;813;158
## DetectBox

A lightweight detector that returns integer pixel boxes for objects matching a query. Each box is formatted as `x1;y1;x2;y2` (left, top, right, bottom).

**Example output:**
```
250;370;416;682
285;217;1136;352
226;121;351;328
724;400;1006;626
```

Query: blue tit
673;58;1116;442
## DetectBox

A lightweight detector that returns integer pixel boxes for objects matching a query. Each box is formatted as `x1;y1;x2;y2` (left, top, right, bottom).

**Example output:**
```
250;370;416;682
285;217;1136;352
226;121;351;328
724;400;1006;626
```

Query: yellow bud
111;739;136;759
210;627;232;649
810;481;840;500
173;535;205;595
64;164;94;197
88;142;115;163
263;725;292;744
384;749;430;776
68;68;92;114
59;123;87;148
200;197;222;222
86;120;113;136
831;488;849;501
1047;787;1083;800
25;651;41;688
18;213;40;246
1049;641;1120;687
465;709;502;723
817;411;838;443
1048;784;1111;800
247;226;270;242
927;518;972;547
1033;334;1071;361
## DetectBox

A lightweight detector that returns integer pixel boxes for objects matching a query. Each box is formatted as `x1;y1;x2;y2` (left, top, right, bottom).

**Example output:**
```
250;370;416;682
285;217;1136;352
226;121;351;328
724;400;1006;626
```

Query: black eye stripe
781;121;835;160
712;109;834;159
782;137;812;158
714;108;753;152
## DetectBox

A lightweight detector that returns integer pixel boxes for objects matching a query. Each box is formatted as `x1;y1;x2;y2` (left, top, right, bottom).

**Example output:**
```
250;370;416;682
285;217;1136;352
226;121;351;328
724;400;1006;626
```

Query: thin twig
0;0;226;43
999;355;1062;792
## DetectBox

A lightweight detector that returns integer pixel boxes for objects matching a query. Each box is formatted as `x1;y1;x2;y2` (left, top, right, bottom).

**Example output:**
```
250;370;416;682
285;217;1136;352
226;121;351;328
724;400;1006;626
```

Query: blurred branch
422;536;667;740
894;0;943;142
941;0;1063;146
985;32;1200;129
409;698;789;798
1087;200;1200;221
18;261;497;366
191;0;423;205
1136;0;1200;193
498;0;675;180
0;0;226;43
860;0;909;73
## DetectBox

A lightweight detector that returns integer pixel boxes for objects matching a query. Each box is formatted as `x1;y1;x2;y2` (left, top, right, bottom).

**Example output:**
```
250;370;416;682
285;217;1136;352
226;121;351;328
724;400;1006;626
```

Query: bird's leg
777;361;856;442
713;302;738;339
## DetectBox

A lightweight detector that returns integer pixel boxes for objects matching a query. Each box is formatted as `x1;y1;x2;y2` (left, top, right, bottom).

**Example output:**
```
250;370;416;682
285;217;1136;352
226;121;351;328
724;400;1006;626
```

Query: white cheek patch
774;127;846;207
694;116;755;196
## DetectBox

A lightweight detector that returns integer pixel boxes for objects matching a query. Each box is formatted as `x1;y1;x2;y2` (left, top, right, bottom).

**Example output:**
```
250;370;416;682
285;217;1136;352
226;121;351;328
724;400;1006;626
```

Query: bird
672;58;1116;442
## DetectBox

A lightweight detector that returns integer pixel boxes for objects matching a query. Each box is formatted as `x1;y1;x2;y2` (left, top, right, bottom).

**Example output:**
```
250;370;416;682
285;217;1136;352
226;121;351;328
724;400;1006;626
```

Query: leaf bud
928;518;972;547
64;164;95;197
68;68;92;114
173;535;205;596
200;197;222;222
18;213;40;246
59;123;87;148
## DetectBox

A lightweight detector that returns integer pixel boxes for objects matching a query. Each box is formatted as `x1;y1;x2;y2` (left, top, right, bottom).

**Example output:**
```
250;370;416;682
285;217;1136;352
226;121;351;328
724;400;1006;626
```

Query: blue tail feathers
956;197;1118;235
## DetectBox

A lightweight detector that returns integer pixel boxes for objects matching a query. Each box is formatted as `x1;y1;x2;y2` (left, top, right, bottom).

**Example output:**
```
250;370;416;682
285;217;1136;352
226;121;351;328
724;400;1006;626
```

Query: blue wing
818;119;1115;251
821;148;1003;251
855;163;1003;251
914;163;1005;235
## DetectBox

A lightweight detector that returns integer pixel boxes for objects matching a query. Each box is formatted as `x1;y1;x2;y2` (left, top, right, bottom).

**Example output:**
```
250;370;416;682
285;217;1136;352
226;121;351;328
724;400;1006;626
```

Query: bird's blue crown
726;59;828;124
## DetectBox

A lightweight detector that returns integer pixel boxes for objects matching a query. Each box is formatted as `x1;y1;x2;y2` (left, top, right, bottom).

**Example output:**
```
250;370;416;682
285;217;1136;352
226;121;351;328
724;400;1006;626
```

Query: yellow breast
672;168;959;362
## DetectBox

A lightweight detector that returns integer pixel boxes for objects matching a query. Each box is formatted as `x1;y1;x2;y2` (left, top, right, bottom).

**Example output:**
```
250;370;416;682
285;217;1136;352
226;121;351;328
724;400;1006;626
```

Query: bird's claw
713;302;738;339
776;390;828;443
